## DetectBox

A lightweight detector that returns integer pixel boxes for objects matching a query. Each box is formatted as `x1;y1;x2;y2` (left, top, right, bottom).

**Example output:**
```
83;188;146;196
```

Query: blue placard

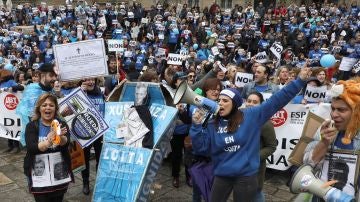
93;143;152;202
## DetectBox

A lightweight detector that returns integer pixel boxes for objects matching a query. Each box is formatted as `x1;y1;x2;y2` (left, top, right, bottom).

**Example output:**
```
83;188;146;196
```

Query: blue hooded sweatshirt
190;78;306;177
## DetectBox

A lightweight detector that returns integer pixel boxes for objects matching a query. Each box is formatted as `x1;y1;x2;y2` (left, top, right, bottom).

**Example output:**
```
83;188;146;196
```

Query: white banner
304;85;327;103
270;43;283;59
167;53;183;65
107;39;124;52
0;92;22;141
54;39;109;81
339;57;358;71
235;72;253;87
267;104;331;170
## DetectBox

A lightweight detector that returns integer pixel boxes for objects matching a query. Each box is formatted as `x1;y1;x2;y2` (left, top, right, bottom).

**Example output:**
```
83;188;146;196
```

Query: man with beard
16;63;59;146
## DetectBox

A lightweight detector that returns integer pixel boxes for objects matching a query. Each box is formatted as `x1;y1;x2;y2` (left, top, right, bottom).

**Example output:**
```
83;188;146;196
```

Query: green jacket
258;120;277;190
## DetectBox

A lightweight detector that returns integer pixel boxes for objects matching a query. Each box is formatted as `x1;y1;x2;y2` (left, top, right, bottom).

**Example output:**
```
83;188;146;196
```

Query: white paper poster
107;39;124;52
304;85;327;103
167;53;183;65
54;39;109;81
339;57;358;71
235;72;253;88
32;152;71;187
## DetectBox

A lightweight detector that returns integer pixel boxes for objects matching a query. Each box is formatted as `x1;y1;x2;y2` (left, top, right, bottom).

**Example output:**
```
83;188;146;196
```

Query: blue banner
93;143;152;202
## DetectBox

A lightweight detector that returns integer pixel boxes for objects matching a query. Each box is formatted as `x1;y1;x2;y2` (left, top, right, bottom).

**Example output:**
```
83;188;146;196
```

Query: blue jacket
190;78;306;177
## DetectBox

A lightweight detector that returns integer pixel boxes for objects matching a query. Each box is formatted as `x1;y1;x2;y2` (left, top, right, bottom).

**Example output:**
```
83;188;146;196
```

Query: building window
218;0;232;9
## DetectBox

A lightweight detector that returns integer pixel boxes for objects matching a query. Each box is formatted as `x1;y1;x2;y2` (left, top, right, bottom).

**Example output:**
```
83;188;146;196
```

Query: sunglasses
188;75;195;78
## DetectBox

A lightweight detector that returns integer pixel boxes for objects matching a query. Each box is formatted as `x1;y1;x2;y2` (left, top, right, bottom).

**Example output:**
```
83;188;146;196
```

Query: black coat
23;119;73;193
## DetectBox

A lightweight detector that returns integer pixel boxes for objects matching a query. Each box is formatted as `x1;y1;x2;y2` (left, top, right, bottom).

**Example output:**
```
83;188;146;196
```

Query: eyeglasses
188;75;195;78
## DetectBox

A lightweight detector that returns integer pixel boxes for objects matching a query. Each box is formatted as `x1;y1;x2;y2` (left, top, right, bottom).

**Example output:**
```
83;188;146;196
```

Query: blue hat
220;88;243;109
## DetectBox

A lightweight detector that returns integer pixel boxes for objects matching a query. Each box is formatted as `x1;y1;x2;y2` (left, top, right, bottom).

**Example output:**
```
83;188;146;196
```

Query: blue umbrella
189;162;214;202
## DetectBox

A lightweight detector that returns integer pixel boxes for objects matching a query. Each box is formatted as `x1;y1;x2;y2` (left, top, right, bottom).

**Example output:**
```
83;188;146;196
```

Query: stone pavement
0;140;298;202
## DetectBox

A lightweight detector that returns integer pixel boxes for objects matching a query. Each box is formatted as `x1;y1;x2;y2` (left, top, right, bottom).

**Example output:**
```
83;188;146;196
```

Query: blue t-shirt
254;84;268;93
334;131;354;150
38;120;51;143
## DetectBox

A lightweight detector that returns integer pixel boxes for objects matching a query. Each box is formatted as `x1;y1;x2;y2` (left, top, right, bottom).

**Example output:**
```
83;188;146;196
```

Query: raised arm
256;67;310;123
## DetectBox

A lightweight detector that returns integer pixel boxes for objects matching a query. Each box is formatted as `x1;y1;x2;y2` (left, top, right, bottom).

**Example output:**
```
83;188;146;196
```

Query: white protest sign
179;49;188;59
235;72;253;87
155;48;166;59
304;85;327;103
339;57;358;71
255;51;268;63
353;61;360;73
270;43;283;59
53;39;109;81
141;18;149;24
0;92;22;141
107;39;124;52
167;53;183;65
267;104;331;170
59;88;109;148
211;46;219;55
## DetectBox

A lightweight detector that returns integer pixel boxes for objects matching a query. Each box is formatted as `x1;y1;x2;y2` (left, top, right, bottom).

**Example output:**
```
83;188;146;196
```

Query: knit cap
220;88;243;109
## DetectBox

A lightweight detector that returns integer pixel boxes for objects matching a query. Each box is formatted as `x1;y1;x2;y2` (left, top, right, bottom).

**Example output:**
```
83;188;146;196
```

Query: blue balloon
320;54;336;68
193;43;198;50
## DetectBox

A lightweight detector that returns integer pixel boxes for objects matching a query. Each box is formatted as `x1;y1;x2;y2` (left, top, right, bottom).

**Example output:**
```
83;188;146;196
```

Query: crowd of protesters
0;0;360;201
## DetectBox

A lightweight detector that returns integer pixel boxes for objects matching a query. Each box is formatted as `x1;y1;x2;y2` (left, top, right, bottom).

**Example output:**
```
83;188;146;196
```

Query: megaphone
290;164;354;202
173;81;219;114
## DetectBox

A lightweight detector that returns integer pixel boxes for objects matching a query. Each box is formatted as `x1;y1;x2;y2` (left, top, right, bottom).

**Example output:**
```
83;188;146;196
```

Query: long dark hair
215;104;244;134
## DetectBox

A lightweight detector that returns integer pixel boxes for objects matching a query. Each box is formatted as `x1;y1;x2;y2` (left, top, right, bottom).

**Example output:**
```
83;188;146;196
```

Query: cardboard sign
304;85;327;103
53;39;109;81
235;72;253;88
107;39;124;52
167;53;182;65
69;141;85;173
58;88;109;148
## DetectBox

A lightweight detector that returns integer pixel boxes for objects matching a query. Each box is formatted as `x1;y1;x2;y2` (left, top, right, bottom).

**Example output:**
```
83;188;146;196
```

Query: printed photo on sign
32;152;71;187
320;151;359;196
59;88;109;148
